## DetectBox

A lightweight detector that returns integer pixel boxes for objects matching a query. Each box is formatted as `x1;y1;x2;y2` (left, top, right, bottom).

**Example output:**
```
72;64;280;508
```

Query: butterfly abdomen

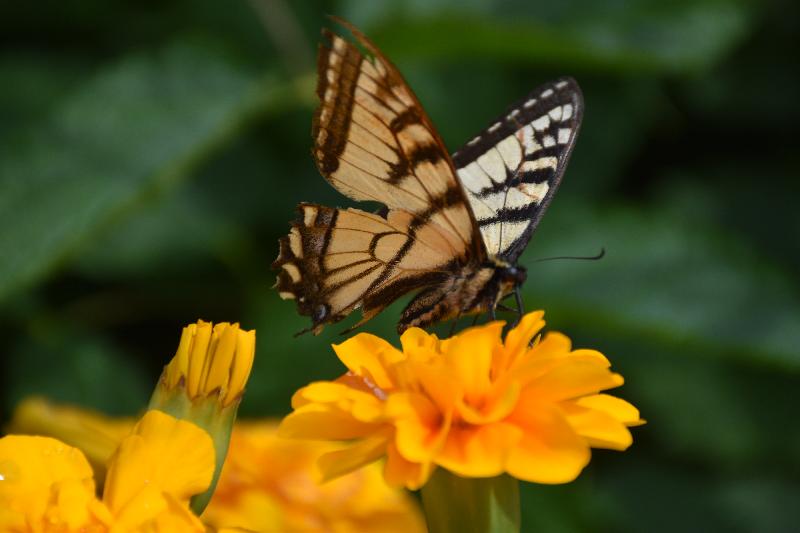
398;264;497;332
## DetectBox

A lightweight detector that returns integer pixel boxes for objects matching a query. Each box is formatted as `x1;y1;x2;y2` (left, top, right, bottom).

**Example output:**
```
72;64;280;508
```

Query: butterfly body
273;18;582;335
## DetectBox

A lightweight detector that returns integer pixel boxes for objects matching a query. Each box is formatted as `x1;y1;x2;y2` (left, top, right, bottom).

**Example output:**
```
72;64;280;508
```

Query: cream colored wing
452;77;583;262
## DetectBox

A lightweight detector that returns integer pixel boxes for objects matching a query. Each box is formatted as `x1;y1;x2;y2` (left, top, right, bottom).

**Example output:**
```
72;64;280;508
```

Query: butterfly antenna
534;247;606;263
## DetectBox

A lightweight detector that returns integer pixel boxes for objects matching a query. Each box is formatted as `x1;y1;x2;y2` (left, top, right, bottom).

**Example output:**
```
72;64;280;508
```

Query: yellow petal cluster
0;410;214;533
203;421;426;533
163;321;255;407
6;398;426;533
280;311;643;489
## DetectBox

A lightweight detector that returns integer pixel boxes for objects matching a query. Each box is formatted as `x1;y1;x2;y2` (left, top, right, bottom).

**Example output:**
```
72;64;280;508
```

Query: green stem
420;469;520;533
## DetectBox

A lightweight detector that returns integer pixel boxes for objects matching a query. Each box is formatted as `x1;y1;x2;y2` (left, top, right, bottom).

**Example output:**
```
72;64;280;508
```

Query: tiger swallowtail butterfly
273;18;583;334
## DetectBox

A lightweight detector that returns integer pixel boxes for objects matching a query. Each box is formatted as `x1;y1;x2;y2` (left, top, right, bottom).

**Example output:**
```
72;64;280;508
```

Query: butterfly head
489;259;527;300
498;264;527;286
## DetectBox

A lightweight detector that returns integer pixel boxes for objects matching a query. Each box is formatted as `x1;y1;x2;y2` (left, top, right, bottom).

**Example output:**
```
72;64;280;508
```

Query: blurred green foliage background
1;0;799;531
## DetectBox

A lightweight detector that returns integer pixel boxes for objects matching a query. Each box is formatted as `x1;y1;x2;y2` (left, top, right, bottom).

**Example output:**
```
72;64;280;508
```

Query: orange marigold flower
280;311;643;489
203;421;426;533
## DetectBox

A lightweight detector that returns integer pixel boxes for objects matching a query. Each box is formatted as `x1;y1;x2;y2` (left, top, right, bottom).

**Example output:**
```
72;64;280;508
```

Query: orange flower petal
498;311;545;373
317;433;390;482
506;402;590;483
437;422;523;477
384;440;433;490
574;394;643;425
526;360;623;402
443;323;503;400
387;392;450;463
561;401;634;451
290;381;384;422
333;333;404;390
279;404;382;440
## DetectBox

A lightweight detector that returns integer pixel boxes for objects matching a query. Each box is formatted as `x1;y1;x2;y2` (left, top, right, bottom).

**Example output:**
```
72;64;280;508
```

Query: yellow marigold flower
6;399;425;533
203;421;426;533
280;311;643;489
149;320;256;514
0;409;214;533
158;320;255;408
8;397;133;482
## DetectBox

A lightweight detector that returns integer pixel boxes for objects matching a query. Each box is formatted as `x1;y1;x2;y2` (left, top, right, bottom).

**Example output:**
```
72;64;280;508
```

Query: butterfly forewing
452;78;583;262
313;21;483;257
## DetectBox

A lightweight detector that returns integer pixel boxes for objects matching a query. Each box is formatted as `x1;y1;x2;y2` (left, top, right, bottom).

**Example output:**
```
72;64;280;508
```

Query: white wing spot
467;136;482;146
477;149;506;184
507;109;521;120
519;125;541;155
488;122;502;133
522;157;558;172
524;98;537;108
531;115;550;132
458;161;494;193
543;135;556;147
548;106;563;121
496;135;522;170
497;221;529;253
520;181;550;203
562;103;574;120
555;80;568;89
558;128;572;144
541;88;554;98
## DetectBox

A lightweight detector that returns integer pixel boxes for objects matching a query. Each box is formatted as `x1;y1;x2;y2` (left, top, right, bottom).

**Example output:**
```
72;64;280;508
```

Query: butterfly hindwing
453;78;583;262
274;203;464;334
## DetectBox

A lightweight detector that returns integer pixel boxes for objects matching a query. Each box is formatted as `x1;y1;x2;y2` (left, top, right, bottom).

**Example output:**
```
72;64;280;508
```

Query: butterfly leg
488;306;497;321
511;287;525;326
449;315;461;336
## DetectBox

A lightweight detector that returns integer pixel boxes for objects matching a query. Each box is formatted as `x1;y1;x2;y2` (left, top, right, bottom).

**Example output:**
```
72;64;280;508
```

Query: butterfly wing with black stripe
274;18;485;334
452;78;583;262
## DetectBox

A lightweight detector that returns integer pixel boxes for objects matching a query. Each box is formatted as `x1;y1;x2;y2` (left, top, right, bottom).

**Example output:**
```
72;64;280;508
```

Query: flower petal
443;322;503;400
387;392;450;463
0;435;97;530
279;404;383;440
384;440;433;490
317;433;390;482
574;394;643;426
498;311;545;373
561;401;634;450
436;422;523;477
333;333;404;390
527;360;623;402
103;410;214;512
506;401;590;484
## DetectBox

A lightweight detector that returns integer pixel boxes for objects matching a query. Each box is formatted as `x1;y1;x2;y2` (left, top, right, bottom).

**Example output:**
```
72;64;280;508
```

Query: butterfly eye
502;266;527;284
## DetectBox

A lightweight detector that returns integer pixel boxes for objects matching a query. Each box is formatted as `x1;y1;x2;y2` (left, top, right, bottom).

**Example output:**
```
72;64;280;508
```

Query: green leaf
347;1;753;73
522;200;800;370
0;42;302;303
4;323;150;416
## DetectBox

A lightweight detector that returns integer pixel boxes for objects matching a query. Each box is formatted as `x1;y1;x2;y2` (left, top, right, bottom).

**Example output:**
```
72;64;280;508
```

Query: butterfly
273;18;583;335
